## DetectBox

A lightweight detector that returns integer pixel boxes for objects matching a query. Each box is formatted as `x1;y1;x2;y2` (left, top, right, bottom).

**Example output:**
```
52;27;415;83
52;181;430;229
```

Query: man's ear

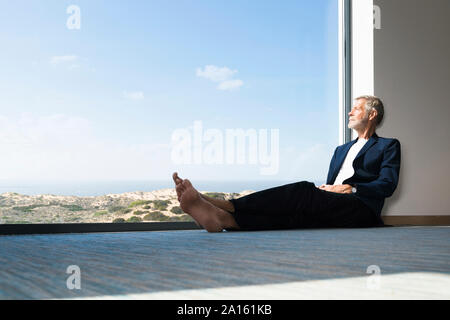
369;110;378;121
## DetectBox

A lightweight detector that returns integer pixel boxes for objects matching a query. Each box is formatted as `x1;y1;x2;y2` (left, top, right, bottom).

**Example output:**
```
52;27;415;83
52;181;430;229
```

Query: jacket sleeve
355;139;401;198
326;147;339;185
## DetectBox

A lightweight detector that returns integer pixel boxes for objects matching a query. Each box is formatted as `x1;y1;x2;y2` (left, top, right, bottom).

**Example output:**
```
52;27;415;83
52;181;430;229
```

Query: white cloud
123;91;144;101
196;65;244;91
50;55;78;65
68;64;80;70
218;79;244;91
196;65;237;82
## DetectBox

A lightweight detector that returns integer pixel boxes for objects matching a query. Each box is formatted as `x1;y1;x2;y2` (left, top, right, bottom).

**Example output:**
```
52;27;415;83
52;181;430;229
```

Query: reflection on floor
0;226;449;299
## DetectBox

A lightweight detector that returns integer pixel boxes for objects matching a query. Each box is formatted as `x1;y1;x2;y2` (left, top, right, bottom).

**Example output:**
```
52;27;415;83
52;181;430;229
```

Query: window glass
0;0;339;224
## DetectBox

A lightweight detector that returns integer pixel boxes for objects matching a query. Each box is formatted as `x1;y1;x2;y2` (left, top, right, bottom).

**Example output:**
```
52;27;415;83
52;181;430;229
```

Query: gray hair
356;95;384;126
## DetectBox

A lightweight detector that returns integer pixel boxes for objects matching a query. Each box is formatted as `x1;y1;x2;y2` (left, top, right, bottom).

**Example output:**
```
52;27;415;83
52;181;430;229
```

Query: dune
0;189;254;224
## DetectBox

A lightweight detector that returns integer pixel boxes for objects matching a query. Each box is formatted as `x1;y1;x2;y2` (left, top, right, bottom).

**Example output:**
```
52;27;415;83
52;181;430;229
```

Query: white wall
373;0;450;216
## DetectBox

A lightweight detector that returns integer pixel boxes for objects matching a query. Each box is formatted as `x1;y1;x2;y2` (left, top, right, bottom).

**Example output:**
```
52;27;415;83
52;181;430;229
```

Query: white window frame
339;0;375;143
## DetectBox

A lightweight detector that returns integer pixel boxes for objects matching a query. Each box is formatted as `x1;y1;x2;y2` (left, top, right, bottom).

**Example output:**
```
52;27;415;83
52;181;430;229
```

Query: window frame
340;0;353;144
0;222;200;236
0;0;353;236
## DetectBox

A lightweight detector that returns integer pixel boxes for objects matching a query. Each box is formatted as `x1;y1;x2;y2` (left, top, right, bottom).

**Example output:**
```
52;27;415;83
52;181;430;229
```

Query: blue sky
0;0;339;183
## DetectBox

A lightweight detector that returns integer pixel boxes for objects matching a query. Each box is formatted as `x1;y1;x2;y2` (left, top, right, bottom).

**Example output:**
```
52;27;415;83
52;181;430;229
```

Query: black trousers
227;181;383;231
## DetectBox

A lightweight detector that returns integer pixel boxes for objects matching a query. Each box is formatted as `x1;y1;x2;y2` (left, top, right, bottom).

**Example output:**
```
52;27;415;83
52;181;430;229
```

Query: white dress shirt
333;138;368;185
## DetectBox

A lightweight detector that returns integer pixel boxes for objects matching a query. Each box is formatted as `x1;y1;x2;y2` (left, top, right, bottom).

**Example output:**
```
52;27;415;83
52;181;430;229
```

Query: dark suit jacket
326;133;401;216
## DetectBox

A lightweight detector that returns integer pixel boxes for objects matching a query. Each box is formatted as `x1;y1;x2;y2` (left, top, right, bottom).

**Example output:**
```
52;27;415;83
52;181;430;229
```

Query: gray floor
0;226;449;299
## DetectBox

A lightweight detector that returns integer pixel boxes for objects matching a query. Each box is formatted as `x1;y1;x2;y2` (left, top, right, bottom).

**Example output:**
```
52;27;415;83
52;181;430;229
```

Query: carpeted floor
0;226;449;299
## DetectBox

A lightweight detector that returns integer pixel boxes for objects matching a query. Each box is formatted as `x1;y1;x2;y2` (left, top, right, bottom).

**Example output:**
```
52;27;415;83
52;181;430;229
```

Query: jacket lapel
354;133;379;161
329;133;379;184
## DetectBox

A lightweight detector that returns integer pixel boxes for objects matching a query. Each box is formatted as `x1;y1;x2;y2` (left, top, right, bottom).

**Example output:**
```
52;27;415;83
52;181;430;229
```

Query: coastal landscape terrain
0;189;254;224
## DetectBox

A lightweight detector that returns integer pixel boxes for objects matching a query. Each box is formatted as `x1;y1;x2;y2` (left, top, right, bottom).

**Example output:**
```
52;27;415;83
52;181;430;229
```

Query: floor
0;226;449;299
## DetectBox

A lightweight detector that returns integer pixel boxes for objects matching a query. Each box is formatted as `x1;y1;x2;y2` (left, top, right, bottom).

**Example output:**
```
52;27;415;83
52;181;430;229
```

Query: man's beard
348;115;369;130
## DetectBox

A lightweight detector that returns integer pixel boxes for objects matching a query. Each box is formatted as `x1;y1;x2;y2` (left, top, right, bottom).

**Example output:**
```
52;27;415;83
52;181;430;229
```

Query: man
173;95;401;232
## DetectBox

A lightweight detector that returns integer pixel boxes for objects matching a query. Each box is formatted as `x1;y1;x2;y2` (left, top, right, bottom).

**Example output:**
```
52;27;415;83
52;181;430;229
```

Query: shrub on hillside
204;192;226;200
143;211;170;222
12;204;48;212
170;206;184;215
94;210;108;217
126;216;143;223
60;204;85;211
108;206;125;213
128;200;153;208
109;206;132;215
152;200;170;211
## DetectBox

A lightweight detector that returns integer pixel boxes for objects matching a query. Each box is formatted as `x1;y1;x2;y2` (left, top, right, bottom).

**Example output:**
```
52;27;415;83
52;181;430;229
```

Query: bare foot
173;173;203;228
172;172;186;201
173;172;183;185
180;179;231;233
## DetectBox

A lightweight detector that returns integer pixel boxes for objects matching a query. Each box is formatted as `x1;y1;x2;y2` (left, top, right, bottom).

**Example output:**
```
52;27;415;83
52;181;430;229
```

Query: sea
0;180;325;197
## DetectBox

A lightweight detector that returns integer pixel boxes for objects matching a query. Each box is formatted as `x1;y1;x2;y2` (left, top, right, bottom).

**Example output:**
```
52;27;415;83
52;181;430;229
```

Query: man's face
348;99;369;130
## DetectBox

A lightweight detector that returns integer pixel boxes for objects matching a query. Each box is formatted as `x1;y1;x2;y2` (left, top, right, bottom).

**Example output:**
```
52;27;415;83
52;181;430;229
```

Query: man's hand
317;184;352;194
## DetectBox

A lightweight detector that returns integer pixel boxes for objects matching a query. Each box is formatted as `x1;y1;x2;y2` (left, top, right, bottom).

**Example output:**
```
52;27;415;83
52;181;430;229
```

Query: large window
0;0;340;226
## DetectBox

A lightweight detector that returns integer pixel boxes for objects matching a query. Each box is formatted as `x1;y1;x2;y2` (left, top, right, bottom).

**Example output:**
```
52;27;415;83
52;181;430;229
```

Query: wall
373;0;450;216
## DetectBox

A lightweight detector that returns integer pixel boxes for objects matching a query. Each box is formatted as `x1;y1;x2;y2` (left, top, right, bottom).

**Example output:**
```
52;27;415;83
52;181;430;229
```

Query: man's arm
353;139;401;198
326;147;339;185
